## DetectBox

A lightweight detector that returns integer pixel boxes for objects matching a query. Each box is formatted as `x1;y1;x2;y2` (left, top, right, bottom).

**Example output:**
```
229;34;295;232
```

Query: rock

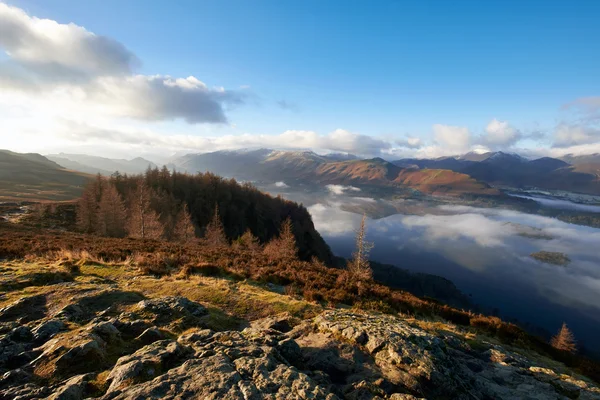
112;319;152;338
32;320;66;344
8;326;33;343
136;296;207;318
277;338;302;364
88;322;121;343
101;347;337;399
54;304;86;322
250;312;294;333
0;383;51;400
134;327;164;345
0;294;46;323
105;340;191;393
0;369;31;389
47;374;91;400
0;338;26;368
52;338;106;377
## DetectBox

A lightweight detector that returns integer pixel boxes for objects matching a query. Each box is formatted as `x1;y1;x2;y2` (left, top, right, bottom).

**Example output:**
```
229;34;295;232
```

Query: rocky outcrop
0;296;598;399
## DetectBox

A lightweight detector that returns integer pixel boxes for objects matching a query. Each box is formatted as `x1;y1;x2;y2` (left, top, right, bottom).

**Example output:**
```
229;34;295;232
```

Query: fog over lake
299;194;600;353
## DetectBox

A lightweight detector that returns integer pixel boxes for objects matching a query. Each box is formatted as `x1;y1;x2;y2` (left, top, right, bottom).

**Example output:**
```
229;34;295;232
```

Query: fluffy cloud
0;3;241;124
482;119;521;147
553;123;600;148
395;136;422;149
432;124;472;152
0;3;136;79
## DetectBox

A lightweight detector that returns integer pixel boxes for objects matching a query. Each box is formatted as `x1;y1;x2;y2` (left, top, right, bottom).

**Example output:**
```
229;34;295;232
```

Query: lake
304;196;600;354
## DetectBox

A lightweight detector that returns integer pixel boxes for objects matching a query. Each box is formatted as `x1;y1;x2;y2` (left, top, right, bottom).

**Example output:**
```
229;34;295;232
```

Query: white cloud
274;181;288;188
0;3;136;79
395;136;422;149
433;124;471;151
326;184;361;195
0;3;241;124
552;123;600;148
482;118;521;147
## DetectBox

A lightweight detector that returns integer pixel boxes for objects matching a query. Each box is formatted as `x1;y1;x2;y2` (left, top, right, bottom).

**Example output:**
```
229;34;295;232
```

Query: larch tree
97;183;127;238
264;218;298;260
550;322;577;353
128;179;163;240
202;205;228;247
235;229;261;253
173;203;196;242
348;214;373;282
77;174;104;233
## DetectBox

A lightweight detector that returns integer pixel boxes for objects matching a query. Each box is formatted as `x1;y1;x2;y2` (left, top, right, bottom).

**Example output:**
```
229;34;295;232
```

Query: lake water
305;197;600;354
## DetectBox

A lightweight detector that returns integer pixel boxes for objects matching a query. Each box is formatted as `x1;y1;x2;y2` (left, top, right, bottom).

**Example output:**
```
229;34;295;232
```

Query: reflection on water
308;200;600;353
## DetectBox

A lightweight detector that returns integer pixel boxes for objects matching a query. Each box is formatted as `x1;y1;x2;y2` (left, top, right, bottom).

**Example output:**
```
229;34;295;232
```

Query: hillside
0;222;598;399
47;153;157;176
175;151;498;197
394;151;600;195
0;150;91;201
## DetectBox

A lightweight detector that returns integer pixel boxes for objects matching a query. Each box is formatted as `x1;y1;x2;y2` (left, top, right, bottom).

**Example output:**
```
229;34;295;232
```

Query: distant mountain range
0;150;90;201
172;149;498;196
393;151;600;195
46;153;157;175
4;149;598;202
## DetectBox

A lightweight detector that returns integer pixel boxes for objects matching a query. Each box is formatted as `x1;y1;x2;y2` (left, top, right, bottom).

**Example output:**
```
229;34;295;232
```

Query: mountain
174;151;498;196
47;153;158;175
0;150;91;201
393;151;600;195
560;154;600;177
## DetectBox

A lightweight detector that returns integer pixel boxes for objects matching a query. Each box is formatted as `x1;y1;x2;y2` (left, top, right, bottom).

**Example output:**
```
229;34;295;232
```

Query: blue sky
1;0;599;158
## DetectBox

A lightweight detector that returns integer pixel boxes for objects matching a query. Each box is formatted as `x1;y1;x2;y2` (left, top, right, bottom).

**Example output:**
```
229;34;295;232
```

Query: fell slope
0;150;91;201
394;152;600;195
174;150;498;196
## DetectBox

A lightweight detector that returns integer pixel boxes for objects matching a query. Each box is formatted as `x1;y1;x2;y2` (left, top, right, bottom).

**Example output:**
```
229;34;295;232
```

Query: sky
1;0;599;160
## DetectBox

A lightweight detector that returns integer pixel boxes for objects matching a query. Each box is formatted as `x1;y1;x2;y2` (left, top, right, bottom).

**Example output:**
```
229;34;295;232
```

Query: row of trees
75;169;334;263
77;175;195;242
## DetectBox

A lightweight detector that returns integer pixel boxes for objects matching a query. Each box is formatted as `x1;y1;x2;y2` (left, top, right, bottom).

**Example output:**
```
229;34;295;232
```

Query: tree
77;175;104;233
202;204;228;247
97;183;127;237
234;229;261;253
348;214;373;282
128;179;163;239
173;203;196;242
550;322;577;353
264;218;297;260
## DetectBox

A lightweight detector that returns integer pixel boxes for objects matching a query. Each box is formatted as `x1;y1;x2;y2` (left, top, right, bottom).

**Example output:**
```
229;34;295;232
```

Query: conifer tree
128;179;163;239
348;214;373;282
550;322;577;353
235;229;261;252
173;203;196;242
264;218;298;260
77;174;104;233
202;204;228;247
97;183;127;237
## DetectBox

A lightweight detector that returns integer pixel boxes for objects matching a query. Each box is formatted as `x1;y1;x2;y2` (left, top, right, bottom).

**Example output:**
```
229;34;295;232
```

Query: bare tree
97;183;127;237
173;203;196;242
348;214;373;282
128;179;163;239
264;218;297;260
550;322;577;353
202;204;228;247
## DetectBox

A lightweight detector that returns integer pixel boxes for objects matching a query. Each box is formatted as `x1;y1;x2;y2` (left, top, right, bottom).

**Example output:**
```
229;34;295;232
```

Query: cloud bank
0;3;242;124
